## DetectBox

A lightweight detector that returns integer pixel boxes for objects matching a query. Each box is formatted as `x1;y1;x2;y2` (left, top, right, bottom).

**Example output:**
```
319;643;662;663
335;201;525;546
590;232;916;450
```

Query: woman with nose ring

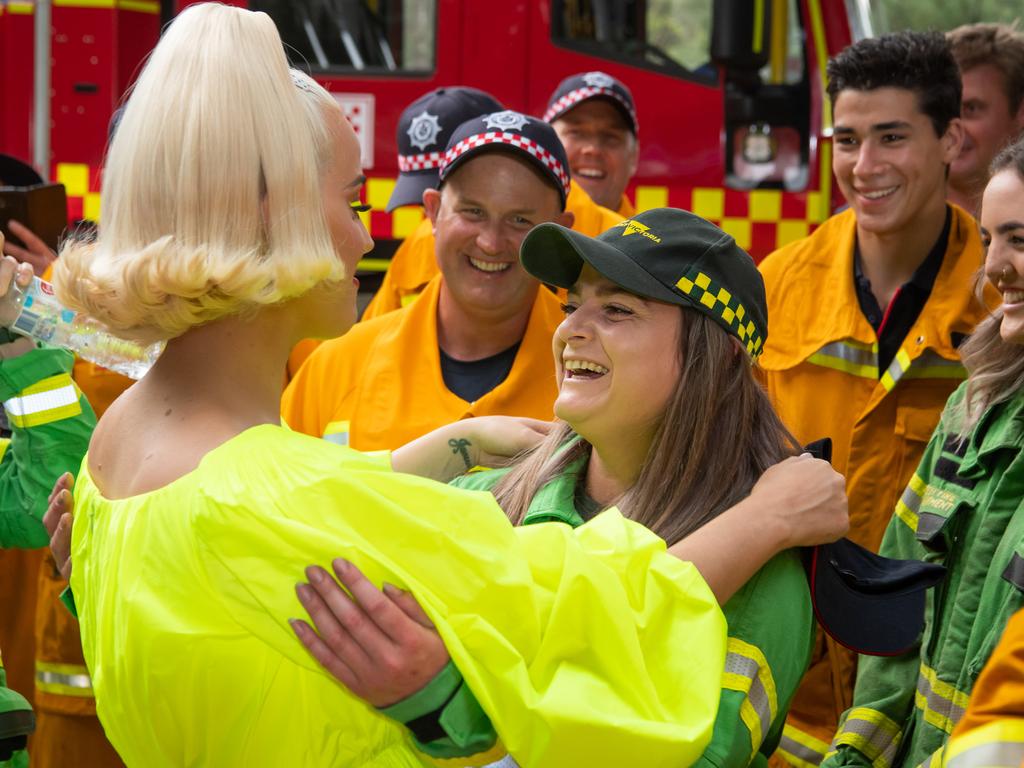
821;136;1024;768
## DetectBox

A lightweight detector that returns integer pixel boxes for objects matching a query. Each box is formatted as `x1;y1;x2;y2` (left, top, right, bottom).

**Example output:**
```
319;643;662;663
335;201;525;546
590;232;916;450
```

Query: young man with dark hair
758;31;994;767
947;22;1024;215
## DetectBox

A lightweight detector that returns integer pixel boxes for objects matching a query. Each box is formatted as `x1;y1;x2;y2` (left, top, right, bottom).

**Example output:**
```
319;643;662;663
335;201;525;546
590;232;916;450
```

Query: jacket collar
395;274;561;410
521;441;590;527
760;205;992;370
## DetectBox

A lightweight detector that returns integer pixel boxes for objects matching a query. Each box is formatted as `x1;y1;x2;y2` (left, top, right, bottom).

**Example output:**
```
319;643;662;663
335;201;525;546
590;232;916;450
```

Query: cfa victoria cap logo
407;111;442;151
582;71;615;89
615;219;662;243
484;110;530;131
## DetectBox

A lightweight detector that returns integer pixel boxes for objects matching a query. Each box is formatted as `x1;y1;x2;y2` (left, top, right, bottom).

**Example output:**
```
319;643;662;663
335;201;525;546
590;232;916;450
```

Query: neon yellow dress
71;425;726;767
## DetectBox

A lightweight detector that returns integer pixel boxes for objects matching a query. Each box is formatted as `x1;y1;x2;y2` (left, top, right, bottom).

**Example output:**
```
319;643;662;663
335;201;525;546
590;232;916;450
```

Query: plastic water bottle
1;277;163;380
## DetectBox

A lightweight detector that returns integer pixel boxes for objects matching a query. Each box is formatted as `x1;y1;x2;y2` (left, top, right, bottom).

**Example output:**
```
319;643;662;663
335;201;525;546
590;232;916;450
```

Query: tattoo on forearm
448;438;472;470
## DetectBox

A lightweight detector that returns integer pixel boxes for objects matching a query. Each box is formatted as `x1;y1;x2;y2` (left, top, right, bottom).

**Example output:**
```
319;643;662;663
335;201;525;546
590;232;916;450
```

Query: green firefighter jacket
822;382;1024;768
434;448;816;766
0;342;97;768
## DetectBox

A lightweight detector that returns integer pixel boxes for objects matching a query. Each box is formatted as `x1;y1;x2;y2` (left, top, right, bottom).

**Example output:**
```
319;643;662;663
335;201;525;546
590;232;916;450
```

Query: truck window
251;0;436;74
717;0;811;192
551;0;716;82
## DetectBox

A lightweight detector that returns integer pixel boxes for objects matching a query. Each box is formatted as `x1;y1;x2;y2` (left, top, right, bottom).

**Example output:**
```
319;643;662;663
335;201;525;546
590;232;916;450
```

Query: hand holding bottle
0;246;36;361
0;235;163;379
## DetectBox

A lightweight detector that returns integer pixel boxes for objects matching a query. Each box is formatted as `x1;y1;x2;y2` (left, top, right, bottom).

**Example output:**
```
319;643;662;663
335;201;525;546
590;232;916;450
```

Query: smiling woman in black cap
466;207;817;767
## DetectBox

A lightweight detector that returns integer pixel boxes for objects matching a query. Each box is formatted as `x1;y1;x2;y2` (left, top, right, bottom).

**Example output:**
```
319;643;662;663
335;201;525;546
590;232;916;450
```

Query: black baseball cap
543;71;639;135
521;208;767;357
800;438;946;657
807;538;945;656
439;110;572;210
388;87;504;212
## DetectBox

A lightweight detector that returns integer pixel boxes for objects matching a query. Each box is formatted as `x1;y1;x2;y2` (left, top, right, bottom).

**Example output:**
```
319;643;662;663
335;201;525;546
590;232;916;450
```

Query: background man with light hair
946;22;1024;215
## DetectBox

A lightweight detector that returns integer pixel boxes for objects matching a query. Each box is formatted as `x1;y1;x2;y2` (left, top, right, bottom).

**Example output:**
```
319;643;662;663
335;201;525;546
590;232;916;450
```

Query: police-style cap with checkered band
388;87;504;212
439;111;572;210
543;71;638;135
521;207;767;358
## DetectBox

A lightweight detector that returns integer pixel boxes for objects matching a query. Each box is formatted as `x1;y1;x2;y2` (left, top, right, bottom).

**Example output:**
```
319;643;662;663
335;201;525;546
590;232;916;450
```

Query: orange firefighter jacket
281;275;562;450
360;180;625;320
943;609;1024;767
758;205;994;766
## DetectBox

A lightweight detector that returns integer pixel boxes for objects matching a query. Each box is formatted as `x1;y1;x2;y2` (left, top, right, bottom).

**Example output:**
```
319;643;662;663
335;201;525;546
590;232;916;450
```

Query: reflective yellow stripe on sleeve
882;349;966;392
322;420;350;446
827;706;903;768
3;373;82;428
0;438;8;463
895;473;927;531
916;663;970;735
721;636;779;761
945;719;1024;767
806;340;879;379
777;723;830;767
35;661;93;698
919;744;945;768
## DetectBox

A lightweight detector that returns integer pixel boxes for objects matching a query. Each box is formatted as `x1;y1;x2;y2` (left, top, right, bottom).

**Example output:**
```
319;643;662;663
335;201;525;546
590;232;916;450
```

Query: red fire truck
0;0;869;265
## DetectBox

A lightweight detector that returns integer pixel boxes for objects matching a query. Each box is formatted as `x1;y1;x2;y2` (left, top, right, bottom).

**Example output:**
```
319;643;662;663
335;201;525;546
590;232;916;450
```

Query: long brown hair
492;308;800;545
951;139;1024;436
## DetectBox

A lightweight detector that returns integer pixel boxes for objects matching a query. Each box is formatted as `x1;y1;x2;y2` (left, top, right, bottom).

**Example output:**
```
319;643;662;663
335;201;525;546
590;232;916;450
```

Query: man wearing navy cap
282;111;573;451
544;71;639;216
360;87;623;321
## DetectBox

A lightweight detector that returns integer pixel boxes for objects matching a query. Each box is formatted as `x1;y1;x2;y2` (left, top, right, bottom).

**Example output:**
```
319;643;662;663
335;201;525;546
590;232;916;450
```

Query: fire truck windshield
251;0;436;74
551;0;716;83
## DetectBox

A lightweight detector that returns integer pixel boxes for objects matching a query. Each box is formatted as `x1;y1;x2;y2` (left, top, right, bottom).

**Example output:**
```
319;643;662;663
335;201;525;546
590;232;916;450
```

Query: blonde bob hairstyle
54;3;348;344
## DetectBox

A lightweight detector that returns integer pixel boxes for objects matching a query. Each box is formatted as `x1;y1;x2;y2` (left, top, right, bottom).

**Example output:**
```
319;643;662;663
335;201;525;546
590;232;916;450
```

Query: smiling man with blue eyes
755;31;997;767
282;112;574;450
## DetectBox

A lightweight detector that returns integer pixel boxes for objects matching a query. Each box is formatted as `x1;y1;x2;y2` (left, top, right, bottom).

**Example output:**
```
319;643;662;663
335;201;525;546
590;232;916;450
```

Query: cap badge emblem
615;219;662;243
484;110;530;131
583;72;615;89
620;220;649;236
407;111;442;151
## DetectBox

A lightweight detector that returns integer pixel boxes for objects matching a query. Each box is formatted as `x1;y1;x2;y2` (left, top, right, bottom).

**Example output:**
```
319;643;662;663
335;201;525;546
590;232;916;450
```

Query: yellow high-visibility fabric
945;609;1024;766
362;181;623;320
71;425;726;768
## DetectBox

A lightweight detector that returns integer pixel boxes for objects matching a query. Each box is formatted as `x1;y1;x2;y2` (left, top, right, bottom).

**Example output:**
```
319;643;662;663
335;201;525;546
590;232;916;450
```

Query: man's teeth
564;359;609;375
469;257;511;273
1004;289;1024;304
861;186;898;200
576;168;605;179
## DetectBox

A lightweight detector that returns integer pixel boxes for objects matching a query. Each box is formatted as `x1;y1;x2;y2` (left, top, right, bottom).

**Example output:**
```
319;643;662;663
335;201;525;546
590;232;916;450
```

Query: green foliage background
871;0;1021;33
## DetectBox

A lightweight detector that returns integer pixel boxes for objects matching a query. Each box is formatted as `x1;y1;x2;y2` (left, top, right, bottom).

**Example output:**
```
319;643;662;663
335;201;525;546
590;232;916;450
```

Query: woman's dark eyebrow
347;174;367;189
996;221;1024;235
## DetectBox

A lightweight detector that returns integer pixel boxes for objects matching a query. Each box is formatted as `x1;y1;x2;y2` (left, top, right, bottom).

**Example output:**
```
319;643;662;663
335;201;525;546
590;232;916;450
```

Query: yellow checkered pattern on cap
675;271;763;358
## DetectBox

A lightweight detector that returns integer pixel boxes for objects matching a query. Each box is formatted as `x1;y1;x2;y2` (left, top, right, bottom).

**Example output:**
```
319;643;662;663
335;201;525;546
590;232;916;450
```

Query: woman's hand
391;416;553;482
290;558;450;708
749;454;849;548
668;454;848;605
2;220;56;277
44;472;75;581
0;250;35;360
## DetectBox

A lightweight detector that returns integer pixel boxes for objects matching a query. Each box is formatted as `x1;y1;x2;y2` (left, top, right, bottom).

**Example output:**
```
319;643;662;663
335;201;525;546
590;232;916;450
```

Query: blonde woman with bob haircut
53;5;847;766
